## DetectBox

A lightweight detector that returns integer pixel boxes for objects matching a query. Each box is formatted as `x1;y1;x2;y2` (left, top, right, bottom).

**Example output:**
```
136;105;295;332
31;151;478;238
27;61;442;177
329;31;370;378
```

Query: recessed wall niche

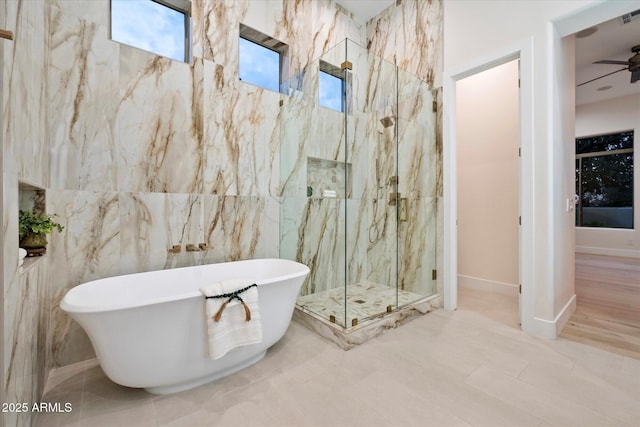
18;181;46;270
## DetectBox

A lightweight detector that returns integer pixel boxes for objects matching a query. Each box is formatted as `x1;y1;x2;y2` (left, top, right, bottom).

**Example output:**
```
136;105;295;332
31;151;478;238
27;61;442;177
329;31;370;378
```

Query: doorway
563;9;640;358
455;60;521;327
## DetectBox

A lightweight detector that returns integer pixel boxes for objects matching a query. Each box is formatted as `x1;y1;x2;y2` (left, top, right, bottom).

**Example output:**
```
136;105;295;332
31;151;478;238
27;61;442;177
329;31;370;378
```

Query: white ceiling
575;12;640;106
336;0;395;23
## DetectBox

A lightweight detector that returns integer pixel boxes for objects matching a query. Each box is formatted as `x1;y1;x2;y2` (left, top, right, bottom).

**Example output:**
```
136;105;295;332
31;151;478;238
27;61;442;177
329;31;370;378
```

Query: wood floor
561;253;640;360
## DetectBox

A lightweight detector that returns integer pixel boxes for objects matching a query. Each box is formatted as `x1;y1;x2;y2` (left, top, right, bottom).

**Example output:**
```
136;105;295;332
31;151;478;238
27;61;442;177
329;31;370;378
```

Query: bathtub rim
60;258;309;315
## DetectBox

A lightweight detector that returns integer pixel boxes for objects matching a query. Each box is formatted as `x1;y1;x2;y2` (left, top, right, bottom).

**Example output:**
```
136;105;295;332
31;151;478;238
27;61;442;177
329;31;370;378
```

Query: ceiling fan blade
577;67;628;87
632;70;640;84
594;60;630;65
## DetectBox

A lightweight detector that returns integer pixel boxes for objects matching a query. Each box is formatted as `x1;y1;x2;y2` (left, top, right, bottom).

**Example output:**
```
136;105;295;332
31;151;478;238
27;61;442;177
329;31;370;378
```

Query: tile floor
36;287;640;427
296;282;427;327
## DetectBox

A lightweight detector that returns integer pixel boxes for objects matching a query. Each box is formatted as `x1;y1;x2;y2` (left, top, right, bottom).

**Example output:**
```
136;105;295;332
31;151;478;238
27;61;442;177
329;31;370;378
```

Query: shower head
380;116;395;128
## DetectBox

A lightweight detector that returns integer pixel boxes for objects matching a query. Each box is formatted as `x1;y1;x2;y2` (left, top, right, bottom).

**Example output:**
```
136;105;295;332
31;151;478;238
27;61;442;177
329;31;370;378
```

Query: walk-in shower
279;39;439;331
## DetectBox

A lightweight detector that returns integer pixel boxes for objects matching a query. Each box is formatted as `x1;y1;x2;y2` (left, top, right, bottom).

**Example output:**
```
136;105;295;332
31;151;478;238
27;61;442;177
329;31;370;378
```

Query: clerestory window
111;0;192;63
239;24;288;93
319;60;345;113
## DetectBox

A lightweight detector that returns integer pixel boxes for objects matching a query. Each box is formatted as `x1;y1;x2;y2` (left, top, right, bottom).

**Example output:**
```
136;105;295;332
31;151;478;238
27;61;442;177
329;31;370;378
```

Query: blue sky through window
111;0;186;62
239;37;280;92
319;71;343;112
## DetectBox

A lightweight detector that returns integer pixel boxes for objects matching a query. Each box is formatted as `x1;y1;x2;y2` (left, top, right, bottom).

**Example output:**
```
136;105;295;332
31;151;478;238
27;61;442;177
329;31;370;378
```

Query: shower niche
279;39;440;347
306;157;351;199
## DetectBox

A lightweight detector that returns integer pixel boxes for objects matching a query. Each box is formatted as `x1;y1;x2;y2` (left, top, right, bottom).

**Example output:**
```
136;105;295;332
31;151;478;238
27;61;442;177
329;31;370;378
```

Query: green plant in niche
19;210;64;252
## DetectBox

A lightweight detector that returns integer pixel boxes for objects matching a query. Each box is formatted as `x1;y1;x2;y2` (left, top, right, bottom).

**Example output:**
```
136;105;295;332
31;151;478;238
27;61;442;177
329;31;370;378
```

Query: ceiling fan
578;44;640;87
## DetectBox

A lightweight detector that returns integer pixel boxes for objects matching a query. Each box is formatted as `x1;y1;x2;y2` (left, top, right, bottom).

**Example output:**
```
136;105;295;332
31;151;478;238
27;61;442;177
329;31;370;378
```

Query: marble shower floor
36;287;640;427
296;282;427;327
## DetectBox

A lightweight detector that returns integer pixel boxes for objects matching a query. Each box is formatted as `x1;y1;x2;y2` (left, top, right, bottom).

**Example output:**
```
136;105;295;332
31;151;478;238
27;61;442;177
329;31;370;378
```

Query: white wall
575;93;640;258
443;0;640;338
456;60;519;291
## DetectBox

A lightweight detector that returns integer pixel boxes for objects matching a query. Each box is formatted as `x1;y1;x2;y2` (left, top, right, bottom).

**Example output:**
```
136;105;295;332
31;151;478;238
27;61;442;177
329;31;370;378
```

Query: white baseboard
576;246;640;259
523;294;576;339
458;275;519;296
458;276;577;340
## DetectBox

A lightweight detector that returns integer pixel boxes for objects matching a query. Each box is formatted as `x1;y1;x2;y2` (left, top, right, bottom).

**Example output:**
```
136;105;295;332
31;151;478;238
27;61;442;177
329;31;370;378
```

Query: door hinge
432;269;437;280
432;101;437;113
519;216;521;225
519;284;522;294
518;147;521;157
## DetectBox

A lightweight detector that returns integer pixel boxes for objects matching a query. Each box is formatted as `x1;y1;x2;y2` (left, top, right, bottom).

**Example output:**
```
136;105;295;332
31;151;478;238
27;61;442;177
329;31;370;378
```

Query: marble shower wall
368;0;443;298
282;0;443;311
367;0;443;87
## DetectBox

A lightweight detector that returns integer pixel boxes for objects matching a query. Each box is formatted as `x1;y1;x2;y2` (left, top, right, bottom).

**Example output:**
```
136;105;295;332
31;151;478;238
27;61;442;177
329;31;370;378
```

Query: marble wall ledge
19;254;47;274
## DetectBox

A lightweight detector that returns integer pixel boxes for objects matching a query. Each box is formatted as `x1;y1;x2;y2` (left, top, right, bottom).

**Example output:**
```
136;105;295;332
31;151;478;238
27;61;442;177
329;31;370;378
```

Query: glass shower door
281;40;349;326
343;39;399;327
281;38;439;330
395;67;439;305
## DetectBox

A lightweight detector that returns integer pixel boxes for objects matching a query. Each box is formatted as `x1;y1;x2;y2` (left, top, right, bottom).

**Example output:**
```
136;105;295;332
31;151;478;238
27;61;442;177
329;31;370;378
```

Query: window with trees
575;130;634;229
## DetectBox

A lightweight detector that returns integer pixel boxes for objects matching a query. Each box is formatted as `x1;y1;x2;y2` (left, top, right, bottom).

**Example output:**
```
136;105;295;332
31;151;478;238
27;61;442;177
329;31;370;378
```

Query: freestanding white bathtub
60;258;309;394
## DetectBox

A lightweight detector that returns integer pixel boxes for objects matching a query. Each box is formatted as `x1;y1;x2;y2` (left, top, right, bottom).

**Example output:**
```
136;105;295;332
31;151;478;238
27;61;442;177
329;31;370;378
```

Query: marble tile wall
118;52;204;194
367;0;443;87
48;6;119;192
2;1;50;427
1;0;49;186
3;261;50;427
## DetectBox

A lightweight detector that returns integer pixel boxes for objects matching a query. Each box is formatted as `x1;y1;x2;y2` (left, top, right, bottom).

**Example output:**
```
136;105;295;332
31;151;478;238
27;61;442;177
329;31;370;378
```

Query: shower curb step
293;295;441;350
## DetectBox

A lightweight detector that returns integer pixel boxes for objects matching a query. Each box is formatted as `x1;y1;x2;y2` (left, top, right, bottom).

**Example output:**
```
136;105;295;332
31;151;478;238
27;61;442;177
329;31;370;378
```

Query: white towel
200;279;262;360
